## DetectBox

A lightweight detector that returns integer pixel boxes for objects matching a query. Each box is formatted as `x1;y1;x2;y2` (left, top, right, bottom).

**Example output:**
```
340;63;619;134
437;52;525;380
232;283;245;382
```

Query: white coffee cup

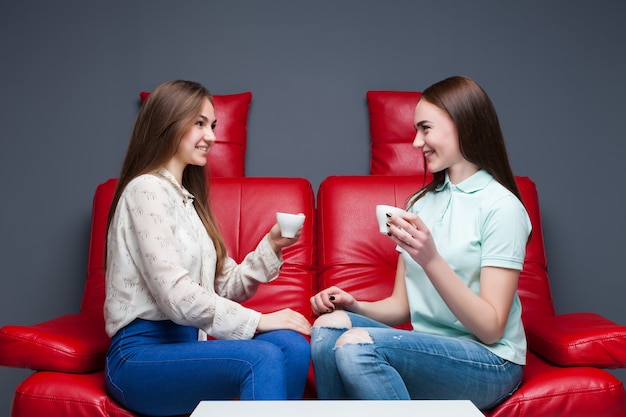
375;205;407;235
276;212;306;238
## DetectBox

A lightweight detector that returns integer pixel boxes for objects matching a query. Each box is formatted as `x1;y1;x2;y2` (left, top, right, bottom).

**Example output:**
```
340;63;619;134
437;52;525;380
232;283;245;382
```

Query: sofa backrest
316;175;418;329
367;90;429;177
209;177;317;321
81;176;317;324
510;176;556;325
316;174;555;331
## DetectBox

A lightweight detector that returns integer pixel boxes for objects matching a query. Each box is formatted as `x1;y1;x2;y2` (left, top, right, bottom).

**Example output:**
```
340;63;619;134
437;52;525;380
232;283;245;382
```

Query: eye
416;123;430;132
415;120;431;133
195;120;204;127
211;121;217;130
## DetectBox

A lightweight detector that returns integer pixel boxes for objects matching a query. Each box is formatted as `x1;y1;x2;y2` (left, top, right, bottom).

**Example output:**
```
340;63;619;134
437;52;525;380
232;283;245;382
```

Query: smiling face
164;97;216;182
413;98;478;183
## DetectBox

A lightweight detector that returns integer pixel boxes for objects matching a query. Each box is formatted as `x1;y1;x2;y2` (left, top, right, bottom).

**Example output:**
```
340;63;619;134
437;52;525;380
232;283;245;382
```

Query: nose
412;130;424;149
204;125;217;143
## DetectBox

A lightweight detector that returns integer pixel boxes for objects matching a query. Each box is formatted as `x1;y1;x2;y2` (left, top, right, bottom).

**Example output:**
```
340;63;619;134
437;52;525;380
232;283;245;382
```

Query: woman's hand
309;286;356;316
267;219;303;254
387;212;441;269
257;308;312;336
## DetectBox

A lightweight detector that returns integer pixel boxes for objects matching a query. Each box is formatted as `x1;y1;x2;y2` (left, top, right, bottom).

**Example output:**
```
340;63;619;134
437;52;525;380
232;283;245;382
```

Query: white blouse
104;168;283;340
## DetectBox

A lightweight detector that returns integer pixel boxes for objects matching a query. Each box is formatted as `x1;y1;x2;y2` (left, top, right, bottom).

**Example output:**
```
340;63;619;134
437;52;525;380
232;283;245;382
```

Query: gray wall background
1;0;625;414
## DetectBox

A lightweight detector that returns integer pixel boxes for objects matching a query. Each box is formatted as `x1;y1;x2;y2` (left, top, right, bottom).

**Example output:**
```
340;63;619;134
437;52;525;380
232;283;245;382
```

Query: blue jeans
105;319;310;416
311;312;522;410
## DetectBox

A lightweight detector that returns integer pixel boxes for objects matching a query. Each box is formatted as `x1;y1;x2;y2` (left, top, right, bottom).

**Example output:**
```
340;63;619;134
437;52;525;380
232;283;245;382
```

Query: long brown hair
410;75;522;205
106;80;228;276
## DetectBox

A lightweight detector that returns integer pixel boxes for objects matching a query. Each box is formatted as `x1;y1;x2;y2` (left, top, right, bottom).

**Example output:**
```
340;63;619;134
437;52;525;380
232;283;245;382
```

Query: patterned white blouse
104;168;283;340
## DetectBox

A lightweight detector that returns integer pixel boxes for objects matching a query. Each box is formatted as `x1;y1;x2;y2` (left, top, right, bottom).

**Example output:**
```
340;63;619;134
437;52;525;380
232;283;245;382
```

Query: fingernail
387;232;392;236
386;212;392;218
385;222;391;228
329;295;335;301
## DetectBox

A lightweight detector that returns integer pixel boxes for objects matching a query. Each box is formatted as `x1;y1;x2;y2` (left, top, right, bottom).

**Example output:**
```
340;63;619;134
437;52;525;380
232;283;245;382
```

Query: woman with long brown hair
310;76;531;410
104;80;311;416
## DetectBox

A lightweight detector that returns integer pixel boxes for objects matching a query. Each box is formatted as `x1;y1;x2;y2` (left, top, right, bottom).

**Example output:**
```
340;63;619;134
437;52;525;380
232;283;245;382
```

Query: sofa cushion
525;312;626;368
140;91;252;178
209;177;317;323
316;175;423;330
0;314;109;374
12;371;137;417
511;176;555;324
367;90;427;176
485;351;626;417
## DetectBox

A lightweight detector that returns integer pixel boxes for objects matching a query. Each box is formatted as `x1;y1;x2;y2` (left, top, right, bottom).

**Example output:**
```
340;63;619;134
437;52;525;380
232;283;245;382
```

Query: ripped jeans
310;311;522;410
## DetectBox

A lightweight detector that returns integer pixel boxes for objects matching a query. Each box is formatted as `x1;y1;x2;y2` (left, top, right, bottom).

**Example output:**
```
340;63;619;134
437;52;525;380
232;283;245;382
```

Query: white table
191;400;485;417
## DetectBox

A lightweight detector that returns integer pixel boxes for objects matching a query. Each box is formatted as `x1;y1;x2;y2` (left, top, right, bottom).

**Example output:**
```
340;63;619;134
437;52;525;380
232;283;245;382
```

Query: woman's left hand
387;212;440;268
268;222;302;254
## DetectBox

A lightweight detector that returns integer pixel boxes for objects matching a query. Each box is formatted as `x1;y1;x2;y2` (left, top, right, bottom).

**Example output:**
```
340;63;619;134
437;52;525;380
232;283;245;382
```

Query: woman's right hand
257;308;312;336
309;286;356;316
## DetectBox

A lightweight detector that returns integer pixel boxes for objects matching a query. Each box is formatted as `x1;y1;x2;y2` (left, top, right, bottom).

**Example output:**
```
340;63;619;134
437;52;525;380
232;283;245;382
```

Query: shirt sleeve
481;195;532;271
214;236;283;301
120;177;264;340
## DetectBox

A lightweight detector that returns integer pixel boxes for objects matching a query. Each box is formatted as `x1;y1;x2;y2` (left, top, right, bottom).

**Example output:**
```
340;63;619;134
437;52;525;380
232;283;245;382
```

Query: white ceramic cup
375;205;407;235
276;212;306;238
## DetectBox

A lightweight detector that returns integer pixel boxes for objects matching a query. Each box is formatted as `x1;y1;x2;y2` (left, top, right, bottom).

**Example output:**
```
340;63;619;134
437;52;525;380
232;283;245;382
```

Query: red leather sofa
0;176;317;417
1;90;626;416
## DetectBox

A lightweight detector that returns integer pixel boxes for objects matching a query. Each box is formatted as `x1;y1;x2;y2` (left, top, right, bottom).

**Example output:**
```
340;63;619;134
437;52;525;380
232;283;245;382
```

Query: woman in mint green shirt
310;75;531;410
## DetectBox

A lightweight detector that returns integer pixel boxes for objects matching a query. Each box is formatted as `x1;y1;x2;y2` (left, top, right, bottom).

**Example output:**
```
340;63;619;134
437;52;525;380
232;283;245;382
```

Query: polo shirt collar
435;169;494;194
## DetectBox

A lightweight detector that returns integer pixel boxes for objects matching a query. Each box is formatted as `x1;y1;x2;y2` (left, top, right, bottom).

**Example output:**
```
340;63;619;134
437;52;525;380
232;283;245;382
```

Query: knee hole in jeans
313;310;352;329
336;328;373;347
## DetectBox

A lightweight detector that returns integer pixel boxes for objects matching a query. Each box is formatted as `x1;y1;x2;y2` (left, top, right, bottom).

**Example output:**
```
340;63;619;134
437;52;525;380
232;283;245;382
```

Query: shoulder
480;181;531;237
125;173;166;191
120;174;176;206
482;180;526;214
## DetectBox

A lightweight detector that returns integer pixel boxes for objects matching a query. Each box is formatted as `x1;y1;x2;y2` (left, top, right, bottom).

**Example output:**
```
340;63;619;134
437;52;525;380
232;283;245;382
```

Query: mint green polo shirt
400;170;531;365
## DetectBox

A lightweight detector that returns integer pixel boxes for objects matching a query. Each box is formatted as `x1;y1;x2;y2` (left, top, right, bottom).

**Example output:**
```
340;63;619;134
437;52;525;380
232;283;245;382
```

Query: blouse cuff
258;235;283;281
246;310;262;339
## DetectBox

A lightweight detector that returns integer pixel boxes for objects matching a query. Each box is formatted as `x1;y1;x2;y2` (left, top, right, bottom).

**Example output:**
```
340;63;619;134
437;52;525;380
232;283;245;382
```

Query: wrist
266;234;281;255
421;254;447;279
344;299;360;314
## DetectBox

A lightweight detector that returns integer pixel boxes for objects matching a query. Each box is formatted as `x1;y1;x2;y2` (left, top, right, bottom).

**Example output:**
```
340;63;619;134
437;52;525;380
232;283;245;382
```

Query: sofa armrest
0;313;110;373
526;312;626;368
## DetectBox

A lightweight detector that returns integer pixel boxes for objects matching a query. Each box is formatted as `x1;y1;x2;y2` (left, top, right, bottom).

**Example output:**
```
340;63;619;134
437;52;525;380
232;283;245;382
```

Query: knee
257;330;308;361
245;340;286;370
336;328;373;347
313;310;352;329
284;332;312;363
311;311;352;358
273;329;310;350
